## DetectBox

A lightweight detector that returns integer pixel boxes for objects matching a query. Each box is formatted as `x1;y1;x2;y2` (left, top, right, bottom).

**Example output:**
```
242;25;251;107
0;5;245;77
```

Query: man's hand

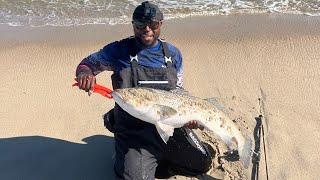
75;71;96;96
184;120;204;130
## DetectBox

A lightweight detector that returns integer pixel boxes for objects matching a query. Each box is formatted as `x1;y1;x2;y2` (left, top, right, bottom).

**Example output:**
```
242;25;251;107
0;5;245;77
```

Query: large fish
111;87;252;168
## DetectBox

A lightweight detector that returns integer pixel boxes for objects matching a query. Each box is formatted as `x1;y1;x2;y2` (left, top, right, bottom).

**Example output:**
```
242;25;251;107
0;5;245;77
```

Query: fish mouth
111;91;123;101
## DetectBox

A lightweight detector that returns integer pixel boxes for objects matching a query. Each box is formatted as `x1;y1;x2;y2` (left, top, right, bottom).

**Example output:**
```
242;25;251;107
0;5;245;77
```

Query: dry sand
1;14;320;180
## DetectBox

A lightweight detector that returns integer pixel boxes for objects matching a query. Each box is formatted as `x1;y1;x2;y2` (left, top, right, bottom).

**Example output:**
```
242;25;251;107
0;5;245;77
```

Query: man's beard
135;32;160;47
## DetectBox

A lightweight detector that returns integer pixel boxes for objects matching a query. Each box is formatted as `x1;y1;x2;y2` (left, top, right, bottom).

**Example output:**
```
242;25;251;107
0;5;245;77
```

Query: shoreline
1;14;320;46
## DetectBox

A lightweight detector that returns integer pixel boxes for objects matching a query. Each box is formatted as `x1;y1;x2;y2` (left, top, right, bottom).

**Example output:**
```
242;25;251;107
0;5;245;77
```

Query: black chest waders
107;37;212;180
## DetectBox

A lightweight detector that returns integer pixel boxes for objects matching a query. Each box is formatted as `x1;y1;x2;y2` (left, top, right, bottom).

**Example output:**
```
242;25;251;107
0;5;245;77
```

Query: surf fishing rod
252;101;269;180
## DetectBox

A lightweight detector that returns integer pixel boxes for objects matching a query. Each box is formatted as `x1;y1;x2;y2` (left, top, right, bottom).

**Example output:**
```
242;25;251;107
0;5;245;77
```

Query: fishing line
261;115;269;180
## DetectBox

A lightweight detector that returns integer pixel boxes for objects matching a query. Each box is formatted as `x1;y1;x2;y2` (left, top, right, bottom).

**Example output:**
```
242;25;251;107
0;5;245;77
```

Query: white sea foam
0;0;319;27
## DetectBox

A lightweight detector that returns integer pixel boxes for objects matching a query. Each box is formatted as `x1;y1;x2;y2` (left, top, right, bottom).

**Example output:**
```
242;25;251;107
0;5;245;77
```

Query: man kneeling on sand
75;1;212;179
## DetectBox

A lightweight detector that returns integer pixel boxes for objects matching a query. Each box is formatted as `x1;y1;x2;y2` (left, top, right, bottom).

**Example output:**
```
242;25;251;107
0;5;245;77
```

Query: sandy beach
1;14;320;179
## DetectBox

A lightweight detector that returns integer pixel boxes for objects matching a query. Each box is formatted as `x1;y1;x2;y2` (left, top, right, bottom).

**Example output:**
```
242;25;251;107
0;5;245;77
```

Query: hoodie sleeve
76;42;118;76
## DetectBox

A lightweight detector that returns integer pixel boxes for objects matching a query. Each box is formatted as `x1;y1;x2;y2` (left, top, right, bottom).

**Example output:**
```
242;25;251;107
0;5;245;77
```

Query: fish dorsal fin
204;98;225;112
155;122;175;143
153;104;178;119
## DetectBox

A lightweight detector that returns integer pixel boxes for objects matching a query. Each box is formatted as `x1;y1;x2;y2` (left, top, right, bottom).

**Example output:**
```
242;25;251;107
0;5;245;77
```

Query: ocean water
1;0;319;27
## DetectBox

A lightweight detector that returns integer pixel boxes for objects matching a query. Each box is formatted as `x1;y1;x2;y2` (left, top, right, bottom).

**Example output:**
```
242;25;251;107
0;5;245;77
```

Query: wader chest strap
129;37;139;86
159;39;172;67
129;37;172;67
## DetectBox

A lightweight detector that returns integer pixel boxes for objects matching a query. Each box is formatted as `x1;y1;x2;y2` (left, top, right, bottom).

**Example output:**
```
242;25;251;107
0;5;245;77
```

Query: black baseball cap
132;1;163;22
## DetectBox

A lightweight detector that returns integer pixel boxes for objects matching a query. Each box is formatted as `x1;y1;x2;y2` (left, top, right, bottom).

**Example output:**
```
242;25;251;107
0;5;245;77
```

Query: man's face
133;20;162;47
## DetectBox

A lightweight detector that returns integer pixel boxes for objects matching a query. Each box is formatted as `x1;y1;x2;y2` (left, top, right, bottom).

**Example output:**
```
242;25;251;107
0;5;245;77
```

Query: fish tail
239;136;252;169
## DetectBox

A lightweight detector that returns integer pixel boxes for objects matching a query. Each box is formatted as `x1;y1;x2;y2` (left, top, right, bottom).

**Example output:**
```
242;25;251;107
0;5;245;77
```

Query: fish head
111;88;159;116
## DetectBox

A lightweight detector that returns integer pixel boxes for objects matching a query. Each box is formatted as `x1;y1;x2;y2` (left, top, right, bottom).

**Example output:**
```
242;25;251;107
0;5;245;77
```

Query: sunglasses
132;21;161;30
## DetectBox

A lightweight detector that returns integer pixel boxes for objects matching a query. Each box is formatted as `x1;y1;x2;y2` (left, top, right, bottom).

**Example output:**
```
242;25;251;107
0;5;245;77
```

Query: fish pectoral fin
153;104;178;119
155;122;175;143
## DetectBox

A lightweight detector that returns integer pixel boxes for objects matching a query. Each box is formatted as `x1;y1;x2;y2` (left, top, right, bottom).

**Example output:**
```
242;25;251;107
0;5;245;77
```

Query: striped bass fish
111;87;252;168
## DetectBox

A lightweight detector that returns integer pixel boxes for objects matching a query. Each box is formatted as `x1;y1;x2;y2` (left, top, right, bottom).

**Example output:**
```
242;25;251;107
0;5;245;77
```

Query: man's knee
114;148;157;180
